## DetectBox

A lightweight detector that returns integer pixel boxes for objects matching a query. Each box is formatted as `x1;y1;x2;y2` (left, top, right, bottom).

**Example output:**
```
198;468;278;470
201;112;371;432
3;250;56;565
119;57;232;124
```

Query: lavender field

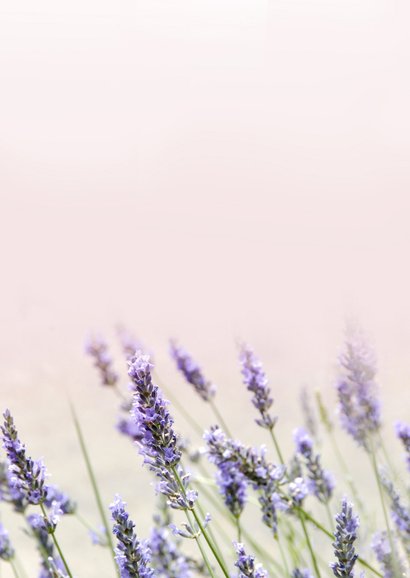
1;326;409;578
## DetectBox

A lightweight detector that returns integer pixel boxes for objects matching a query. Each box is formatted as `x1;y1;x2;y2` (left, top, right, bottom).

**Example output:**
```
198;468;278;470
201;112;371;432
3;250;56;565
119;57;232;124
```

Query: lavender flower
85;335;118;387
150;526;192;578
288;477;308;505
294;427;334;503
239;344;277;430
1;410;48;505
129;353;197;511
381;474;410;555
234;542;268;578
336;328;381;449
371;532;396;578
216;462;247;518
292;570;314;578
395;422;410;472
331;499;359;578
205;426;287;534
44;485;76;515
117;326;147;360
0;522;14;561
110;495;154;578
170;340;216;402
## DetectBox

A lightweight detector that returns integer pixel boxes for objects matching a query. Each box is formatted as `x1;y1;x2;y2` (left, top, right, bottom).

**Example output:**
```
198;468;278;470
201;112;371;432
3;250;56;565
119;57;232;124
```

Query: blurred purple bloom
170;340;216;401
371;532;403;578
288;477;308;505
336;328;381;449
85;335;118;387
395;422;410;472
294;427;334;504
292;569;314;578
234;542;268;578
216;462;247;518
110;495;154;578
150;526;192;578
239;344;276;430
44;485;76;515
1;410;48;505
0;522;14;561
89;525;108;547
331;499;359;578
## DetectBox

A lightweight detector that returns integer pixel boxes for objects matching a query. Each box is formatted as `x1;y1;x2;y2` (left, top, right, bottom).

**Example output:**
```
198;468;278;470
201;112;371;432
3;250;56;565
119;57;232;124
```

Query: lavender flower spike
234;542;268;578
331;499;359;578
294;427;334;504
129;352;197;511
1;409;48;505
239;343;276;430
216;462;247;518
85;335;118;387
170;340;216;401
0;522;14;561
110;495;154;578
395;422;410;472
336;327;381;449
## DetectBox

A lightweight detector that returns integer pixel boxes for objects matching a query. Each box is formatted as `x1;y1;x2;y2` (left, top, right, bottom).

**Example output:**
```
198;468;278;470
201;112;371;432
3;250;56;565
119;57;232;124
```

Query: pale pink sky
1;0;410;403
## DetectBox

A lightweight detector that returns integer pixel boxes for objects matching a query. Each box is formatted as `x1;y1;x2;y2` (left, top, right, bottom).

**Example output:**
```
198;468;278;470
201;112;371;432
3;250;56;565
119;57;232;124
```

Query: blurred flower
0;522;14;561
170;340;216;402
85;335;118;387
294;427;334;503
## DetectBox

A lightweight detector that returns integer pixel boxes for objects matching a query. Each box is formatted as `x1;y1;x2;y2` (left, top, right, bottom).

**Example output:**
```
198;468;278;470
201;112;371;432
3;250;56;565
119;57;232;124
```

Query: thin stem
209;399;233;438
69;403;119;578
325;502;334;532
171;466;230;578
9;560;20;578
299;509;321;578
268;428;285;465
184;508;216;578
235;515;242;542
39;503;73;578
195;497;225;563
275;531;290;578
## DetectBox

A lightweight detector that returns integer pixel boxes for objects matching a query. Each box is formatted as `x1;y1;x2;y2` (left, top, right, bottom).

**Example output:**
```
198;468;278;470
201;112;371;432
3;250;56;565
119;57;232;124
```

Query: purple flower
85;335;118;387
288;477;308;505
110;495;154;578
331;499;359;578
216;462;247;518
1;410;48;505
27;513;64;576
234;542;268;578
239;344;276;430
204;426;286;534
129;353;196;511
0;522;14;561
381;474;410;556
149;526;192;578
293;428;334;504
395;422;410;472
371;532;403;578
44;485;76;515
336;329;381;449
292;569;314;578
89;525;108;547
170;340;216;402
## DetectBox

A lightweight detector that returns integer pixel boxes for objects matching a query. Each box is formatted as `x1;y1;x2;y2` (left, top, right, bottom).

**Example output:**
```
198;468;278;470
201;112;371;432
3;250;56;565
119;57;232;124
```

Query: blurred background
1;0;410;574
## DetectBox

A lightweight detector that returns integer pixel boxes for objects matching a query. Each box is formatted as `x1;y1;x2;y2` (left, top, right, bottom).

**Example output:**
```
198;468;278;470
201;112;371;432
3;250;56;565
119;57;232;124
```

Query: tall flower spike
234;542;268;578
169;340;216;402
129;352;197;511
1;410;48;505
216;461;247;518
239;344;276;430
27;513;64;577
395;422;410;472
110;495;154;578
293;427;334;504
371;532;402;578
85;335;118;387
336;327;381;449
0;522;14;561
380;473;410;556
331;499;359;578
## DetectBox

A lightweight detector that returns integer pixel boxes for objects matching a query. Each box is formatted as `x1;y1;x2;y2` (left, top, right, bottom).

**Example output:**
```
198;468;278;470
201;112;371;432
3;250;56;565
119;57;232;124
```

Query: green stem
268;428;285;465
209;399;233;438
195;497;226;563
235;515;242;542
69;403;119;577
39;503;73;578
275;531;290;578
172;466;230;578
299;509;321;578
9;560;20;578
183;508;216;578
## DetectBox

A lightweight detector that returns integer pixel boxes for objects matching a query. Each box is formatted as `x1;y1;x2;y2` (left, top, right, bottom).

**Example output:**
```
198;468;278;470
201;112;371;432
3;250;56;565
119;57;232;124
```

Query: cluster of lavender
1;326;409;578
